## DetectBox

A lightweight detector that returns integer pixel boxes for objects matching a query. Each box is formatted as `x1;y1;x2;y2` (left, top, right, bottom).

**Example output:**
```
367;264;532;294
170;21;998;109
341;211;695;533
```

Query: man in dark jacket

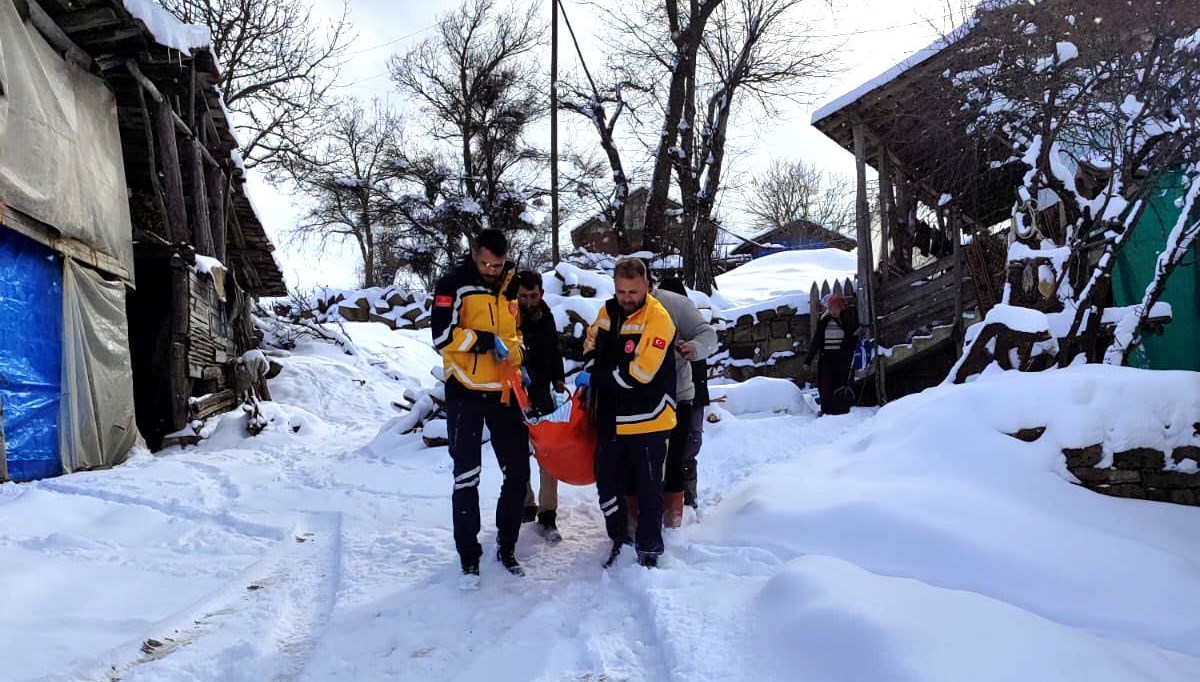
804;292;859;416
657;277;713;510
431;229;529;587
515;270;566;542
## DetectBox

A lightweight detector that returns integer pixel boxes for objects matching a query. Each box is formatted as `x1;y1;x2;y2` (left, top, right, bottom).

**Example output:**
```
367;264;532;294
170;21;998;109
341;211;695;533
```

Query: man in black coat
515;270;567;541
804;293;859;416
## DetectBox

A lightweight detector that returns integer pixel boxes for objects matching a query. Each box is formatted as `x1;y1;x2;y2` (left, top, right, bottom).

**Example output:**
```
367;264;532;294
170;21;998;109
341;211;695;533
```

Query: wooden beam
853;121;886;403
188;58;197;132
2;205;131;281
878;147;893;283
207;166;228;262
189;140;215;256
126;59;165;104
169;254;193;431
133;82;172;242
951;208;965;358
28;0;93;70
155;101;188;243
57;7;121;34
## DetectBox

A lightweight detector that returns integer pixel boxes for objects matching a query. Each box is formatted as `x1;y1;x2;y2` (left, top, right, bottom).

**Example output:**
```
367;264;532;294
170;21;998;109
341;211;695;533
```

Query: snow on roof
123;0;212;53
714;249;858;320
811;23;971;125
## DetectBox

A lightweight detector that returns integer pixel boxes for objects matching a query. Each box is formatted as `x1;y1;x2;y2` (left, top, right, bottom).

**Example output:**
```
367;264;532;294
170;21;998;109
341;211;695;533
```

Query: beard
619;297;645;314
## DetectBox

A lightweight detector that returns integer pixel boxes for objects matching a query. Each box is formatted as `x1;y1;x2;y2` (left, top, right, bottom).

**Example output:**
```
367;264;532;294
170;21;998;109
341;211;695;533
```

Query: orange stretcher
507;368;597;486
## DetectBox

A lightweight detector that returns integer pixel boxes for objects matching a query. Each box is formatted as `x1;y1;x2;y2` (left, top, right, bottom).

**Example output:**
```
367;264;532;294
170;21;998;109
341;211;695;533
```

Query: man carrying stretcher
577;257;677;569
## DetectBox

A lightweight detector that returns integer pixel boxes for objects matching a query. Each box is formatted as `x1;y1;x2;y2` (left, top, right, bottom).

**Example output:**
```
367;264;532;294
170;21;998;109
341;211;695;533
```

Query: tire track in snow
299;499;673;682
45;512;342;682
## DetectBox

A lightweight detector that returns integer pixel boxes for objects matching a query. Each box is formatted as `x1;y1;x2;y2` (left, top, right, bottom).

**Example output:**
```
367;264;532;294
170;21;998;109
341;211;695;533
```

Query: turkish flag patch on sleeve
652;337;667;349
435;295;454;308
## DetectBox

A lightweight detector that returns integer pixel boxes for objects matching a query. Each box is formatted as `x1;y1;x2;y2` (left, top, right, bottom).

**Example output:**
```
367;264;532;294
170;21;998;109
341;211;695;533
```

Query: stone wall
1064;443;1200;506
275;287;432;330
713;305;814;383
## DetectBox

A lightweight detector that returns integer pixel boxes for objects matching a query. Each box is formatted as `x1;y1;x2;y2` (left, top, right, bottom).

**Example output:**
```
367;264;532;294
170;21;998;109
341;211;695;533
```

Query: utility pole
550;0;560;264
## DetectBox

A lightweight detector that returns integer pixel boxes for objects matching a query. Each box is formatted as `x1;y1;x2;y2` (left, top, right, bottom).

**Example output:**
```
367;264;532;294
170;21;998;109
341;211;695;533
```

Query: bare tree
675;0;833;291
388;0;544;207
559;78;645;252
743;158;855;235
944;0;1200;372
159;0;353;172
288;99;403;288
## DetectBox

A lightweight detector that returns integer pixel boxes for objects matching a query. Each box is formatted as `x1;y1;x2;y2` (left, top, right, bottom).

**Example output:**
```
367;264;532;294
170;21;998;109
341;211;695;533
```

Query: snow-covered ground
3;322;1199;681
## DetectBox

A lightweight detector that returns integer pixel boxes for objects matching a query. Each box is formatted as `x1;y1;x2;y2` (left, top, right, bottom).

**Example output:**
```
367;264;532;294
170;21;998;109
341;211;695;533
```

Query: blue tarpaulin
0;226;64;481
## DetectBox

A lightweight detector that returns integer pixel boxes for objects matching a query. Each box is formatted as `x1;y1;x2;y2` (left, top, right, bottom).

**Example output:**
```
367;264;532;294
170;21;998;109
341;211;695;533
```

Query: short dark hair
515;270;542;290
613;256;648;281
658;277;686;296
474;229;508;257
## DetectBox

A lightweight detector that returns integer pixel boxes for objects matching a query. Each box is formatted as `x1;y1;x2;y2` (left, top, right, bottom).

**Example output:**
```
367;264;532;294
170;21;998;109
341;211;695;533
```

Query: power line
343;23;437;57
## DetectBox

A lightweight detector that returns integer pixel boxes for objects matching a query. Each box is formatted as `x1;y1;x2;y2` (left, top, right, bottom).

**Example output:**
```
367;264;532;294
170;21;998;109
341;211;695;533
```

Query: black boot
537;510;562;543
496;547;525;577
458;559;481;590
637;552;659;569
603;540;623;568
522;505;538;523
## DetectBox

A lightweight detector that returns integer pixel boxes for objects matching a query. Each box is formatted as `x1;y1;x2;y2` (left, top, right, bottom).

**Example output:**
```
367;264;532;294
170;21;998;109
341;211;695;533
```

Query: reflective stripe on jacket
584;294;677;436
431;258;523;394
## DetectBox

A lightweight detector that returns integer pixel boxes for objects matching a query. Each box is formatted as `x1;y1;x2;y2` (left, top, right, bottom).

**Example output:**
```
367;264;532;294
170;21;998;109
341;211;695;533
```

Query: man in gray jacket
651;278;718;527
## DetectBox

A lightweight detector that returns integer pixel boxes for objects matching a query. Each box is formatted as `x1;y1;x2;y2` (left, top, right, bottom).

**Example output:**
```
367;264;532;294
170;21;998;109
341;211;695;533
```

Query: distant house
570;187;690;255
731;220;857;259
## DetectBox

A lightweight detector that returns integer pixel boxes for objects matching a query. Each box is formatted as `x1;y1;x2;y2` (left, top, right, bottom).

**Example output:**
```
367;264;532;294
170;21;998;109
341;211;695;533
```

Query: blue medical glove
493;336;509;360
574;371;591;390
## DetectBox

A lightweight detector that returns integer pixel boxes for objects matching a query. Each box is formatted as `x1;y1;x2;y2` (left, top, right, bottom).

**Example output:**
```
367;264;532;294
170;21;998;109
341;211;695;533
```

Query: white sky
252;0;967;290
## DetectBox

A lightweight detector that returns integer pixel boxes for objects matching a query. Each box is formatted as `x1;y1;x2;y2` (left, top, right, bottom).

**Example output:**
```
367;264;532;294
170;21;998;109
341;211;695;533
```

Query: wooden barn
0;0;285;479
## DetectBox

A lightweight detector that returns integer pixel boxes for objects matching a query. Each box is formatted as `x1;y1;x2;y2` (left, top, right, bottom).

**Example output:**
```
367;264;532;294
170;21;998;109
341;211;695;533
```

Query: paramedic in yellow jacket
431;229;529;585
577;257;677;569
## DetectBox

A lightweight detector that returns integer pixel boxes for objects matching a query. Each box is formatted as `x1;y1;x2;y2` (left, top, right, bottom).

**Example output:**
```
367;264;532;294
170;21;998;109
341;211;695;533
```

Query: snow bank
691;364;1200;681
710;376;810;416
714;249;857;320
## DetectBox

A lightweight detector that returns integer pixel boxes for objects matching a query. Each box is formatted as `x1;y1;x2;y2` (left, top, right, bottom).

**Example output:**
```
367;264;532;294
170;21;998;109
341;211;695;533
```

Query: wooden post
207;166;227;262
550;0;560;265
853;124;872;326
155;102;188;243
853;122;885;403
134;84;172;239
878;148;892;283
187;58;197;132
951;207;964;358
810;282;820;339
190;140;215;256
169;254;192;431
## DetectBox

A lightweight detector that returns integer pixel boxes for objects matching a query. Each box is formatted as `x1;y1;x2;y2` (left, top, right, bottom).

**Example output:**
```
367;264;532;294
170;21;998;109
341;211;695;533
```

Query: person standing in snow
655;277;717;516
514;270;566;543
431;229;530;584
803;292;859;416
578;257;677;569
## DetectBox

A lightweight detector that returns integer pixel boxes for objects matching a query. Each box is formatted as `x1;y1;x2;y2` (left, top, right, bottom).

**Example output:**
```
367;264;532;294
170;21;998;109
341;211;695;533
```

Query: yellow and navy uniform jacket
431;258;523;396
583;294;677;436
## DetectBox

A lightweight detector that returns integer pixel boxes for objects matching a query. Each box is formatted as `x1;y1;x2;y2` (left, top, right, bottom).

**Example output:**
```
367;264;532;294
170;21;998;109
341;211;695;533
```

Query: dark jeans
817;350;854;415
596;431;669;556
448;395;531;565
664;401;703;493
